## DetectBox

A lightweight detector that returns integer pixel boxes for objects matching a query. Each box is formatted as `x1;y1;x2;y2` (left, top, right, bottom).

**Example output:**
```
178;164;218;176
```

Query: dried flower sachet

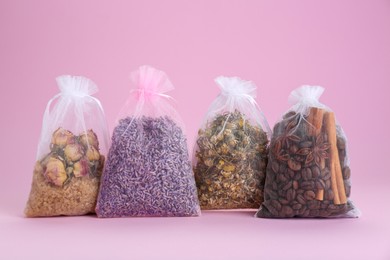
96;65;200;217
256;85;360;218
193;76;271;209
25;76;109;217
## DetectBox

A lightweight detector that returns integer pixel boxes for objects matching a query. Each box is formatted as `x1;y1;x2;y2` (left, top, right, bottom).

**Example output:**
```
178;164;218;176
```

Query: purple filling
96;116;200;217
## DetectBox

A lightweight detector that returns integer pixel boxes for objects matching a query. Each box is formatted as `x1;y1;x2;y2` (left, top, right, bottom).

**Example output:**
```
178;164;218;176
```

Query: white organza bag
256;85;359;218
25;75;109;217
193;76;271;209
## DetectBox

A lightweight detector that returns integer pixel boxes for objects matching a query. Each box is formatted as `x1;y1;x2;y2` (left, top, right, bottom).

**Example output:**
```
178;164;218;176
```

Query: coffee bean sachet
256;85;359;218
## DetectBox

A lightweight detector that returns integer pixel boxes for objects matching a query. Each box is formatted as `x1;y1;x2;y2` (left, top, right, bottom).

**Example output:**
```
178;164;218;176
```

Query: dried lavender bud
25;128;104;217
96;116;200;217
194;110;269;209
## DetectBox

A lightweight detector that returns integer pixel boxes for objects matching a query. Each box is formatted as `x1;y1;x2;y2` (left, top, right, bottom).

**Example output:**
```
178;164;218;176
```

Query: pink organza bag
96;65;200;217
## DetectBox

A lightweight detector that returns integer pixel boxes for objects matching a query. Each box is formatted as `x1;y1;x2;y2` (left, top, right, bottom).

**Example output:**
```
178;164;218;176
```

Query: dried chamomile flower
194;110;269;210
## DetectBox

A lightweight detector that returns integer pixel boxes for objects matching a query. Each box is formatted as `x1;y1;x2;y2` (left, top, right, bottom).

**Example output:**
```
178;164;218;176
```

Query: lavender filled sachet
95;66;200;217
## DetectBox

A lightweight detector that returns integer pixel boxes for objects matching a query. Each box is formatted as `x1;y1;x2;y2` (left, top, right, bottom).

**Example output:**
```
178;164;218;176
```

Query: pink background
1;0;389;259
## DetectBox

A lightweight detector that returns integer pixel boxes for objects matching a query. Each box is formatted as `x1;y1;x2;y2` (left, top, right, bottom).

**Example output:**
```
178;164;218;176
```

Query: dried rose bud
86;146;100;161
73;158;90;177
44;157;67;186
64;143;85;162
51;128;75;148
79;129;99;150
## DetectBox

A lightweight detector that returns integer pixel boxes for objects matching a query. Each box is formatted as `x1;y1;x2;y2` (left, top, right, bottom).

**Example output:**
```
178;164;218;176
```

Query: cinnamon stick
323;112;347;204
306;107;325;200
307;107;324;136
315;189;324;201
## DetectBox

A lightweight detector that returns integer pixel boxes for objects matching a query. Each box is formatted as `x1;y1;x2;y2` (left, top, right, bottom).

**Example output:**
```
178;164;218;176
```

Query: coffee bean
282;181;292;191
319;210;330;217
286;169;295;179
288;159;301;171
293;172;301;180
281;205;293;216
310;209;320;216
320;203;329;209
270;200;282;211
292;203;302;210
296;194;306;204
296;206;305;216
325;179;331;190
277;189;285;197
306;168;313;179
311;166;320;179
301;168;308;181
343;167;351;180
308;200;320;210
301;181;315;190
277;173;288;183
328;204;339;210
304;190;316;200
283;111;296;119
286;189;296;201
316;179;325;190
266;204;278;216
279;198;290;205
345;184;351;197
279;163;287;174
293;180;299;189
323;169;331;180
337;137;346;150
339;155;346;165
325;190;334;201
302;209;310;217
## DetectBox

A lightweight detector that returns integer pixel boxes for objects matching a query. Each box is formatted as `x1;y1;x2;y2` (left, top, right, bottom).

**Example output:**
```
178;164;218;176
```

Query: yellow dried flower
44;157;67;186
73;158;90;177
221;171;232;178
79;129;99;149
64;143;85;162
51;128;75;148
193;110;269;210
223;165;235;172
86;146;100;161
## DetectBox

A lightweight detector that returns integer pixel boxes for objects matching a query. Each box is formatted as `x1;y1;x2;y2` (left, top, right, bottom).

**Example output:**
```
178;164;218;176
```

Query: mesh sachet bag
256;85;359;218
25;75;109;217
193;76;271;209
95;65;200;217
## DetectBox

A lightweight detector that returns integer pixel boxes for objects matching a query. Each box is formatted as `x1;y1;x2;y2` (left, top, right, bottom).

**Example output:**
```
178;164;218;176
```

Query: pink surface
0;0;389;259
